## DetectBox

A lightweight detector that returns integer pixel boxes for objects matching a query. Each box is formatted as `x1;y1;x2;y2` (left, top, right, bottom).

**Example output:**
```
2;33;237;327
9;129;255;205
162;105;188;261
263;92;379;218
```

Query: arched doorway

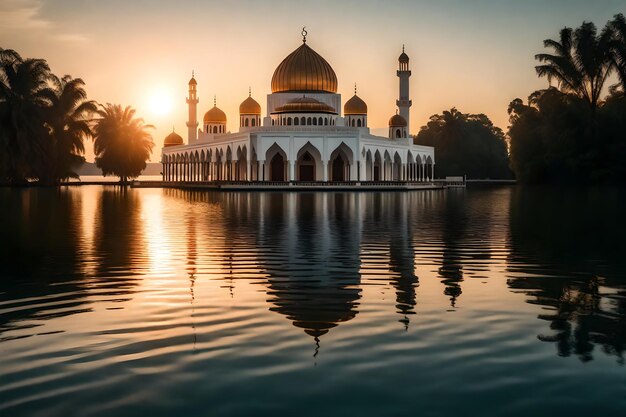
298;151;315;181
373;151;382;181
270;153;285;181
332;154;345;181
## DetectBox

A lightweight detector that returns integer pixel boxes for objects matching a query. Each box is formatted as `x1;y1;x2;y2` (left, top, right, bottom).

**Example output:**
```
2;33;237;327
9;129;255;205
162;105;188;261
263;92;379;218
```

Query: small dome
271;42;338;93
239;95;261;114
399;51;409;63
164;130;183;147
204;106;227;123
189;76;197;86
389;113;407;127
344;94;367;115
274;96;336;114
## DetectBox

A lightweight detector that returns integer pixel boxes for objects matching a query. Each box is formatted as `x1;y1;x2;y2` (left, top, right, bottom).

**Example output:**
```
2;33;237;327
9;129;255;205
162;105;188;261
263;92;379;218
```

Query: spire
192;69;194;78
302;26;307;43
402;44;405;53
214;95;216;107
249;86;251;97
354;82;357;95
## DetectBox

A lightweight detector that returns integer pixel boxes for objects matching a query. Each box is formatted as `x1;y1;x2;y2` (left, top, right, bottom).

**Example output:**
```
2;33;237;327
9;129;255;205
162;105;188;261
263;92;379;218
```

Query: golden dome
273;96;336;114
389;113;407;127
164;130;183;147
271;42;338;93
344;94;367;115
239;95;261;115
204;106;227;123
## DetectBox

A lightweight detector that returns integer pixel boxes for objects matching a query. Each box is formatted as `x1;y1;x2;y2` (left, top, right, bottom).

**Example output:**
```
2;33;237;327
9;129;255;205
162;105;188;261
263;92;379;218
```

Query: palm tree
43;75;97;183
0;48;53;183
609;13;626;91
93;104;154;184
535;22;614;110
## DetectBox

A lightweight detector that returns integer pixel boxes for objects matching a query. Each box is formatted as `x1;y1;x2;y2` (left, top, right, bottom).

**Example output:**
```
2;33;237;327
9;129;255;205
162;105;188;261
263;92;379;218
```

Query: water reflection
508;187;626;362
260;193;361;354
0;188;91;337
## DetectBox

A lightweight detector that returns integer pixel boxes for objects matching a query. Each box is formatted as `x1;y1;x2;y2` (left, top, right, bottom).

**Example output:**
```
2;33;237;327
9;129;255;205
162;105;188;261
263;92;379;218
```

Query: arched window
294;117;299;125
395;129;401;138
213;126;218;134
324;118;328;125
287;117;292;125
307;117;312;125
252;118;256;127
272;119;275;126
301;117;306;125
313;117;317;126
245;118;249;127
351;119;355;127
318;117;322;125
357;119;362;127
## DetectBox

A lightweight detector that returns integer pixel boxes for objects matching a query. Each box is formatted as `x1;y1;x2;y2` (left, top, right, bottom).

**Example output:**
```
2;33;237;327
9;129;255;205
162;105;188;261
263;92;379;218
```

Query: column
246;160;251;181
289;160;295;181
258;160;264;182
323;161;328;182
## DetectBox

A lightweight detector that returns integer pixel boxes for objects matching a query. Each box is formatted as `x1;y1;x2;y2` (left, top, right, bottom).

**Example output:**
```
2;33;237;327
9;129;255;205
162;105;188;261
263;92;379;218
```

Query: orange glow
148;90;173;116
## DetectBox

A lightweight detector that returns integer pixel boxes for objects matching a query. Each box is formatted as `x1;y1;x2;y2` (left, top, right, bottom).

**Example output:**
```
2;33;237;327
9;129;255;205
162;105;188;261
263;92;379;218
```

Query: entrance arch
270;153;285;181
332;154;346;181
296;141;323;181
373;150;382;181
329;142;354;182
298;152;316;181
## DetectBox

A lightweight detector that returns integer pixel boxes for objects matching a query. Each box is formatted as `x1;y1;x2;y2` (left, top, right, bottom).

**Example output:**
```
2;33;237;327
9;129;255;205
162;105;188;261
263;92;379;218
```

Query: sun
149;91;173;116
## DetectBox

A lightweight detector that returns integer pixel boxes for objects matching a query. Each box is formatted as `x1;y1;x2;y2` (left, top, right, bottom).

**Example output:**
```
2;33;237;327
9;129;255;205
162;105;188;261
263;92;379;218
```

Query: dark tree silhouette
93;104;154;184
0;48;96;184
609;13;626;90
535;21;613;111
0;49;52;183
414;108;512;179
42;75;97;183
509;15;626;184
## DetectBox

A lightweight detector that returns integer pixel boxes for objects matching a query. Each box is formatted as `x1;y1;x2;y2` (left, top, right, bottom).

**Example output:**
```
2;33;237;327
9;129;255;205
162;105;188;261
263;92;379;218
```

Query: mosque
160;30;435;184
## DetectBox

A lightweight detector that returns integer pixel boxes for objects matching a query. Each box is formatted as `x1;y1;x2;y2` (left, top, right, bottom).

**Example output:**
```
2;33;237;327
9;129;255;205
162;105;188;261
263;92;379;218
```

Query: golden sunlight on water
0;186;625;417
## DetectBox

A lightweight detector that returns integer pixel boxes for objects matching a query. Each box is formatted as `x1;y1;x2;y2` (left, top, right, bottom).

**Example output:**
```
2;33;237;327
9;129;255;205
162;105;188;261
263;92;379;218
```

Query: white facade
162;38;435;183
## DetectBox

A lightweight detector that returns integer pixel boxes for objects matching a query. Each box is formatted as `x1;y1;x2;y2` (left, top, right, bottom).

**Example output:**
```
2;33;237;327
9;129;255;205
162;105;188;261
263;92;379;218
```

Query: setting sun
149;91;172;116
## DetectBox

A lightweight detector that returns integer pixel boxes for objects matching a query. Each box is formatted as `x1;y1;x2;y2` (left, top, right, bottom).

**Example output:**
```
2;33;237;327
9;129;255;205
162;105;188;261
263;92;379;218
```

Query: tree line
416;13;626;183
0;48;154;185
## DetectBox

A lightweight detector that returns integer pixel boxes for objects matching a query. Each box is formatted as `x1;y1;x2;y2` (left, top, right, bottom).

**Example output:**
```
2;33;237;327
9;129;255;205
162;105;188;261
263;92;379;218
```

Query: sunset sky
1;0;623;161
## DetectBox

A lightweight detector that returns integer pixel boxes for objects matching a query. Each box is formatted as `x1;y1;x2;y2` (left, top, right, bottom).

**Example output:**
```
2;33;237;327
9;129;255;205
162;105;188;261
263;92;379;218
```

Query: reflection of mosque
172;191;422;349
259;193;362;353
362;193;419;329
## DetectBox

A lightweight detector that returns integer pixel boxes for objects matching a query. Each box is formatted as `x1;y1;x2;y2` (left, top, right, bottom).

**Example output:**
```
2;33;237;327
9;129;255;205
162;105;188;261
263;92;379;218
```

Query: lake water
0;186;625;417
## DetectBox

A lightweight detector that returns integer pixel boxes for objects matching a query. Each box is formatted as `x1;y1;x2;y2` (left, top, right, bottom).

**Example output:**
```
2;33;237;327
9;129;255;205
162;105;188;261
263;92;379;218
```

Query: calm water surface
0;186;625;417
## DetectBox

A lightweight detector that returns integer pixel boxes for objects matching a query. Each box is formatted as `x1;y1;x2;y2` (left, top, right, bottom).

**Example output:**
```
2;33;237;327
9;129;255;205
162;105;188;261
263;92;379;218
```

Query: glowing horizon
1;0;622;161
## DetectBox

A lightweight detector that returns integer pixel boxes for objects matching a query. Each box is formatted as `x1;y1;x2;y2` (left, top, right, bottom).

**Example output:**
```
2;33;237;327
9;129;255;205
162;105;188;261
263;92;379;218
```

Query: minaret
396;45;412;135
186;71;199;144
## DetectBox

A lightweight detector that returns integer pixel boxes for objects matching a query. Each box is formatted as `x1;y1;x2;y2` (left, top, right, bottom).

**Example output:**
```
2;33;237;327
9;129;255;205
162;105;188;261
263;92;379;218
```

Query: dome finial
214;95;216;107
354;82;357;95
302;26;307;43
172;125;175;132
248;86;251;97
192;69;194;78
402;44;405;53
